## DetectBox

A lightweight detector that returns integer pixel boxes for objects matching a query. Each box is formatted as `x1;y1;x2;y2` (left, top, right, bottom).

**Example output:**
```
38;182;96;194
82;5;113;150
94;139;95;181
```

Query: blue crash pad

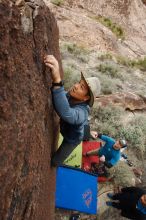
55;166;98;214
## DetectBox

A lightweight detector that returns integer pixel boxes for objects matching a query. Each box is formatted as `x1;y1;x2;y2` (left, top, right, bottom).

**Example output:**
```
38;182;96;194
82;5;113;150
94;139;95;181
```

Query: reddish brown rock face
142;0;146;5
95;92;146;111
0;0;61;219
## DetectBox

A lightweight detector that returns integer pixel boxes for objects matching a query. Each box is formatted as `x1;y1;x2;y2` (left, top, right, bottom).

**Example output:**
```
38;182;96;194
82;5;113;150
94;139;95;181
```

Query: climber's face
141;194;146;206
113;140;123;150
69;79;90;102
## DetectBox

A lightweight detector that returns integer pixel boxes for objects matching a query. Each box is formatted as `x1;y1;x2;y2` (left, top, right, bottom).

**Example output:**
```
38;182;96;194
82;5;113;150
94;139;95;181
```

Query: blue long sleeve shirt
51;86;89;145
98;135;121;166
137;199;146;214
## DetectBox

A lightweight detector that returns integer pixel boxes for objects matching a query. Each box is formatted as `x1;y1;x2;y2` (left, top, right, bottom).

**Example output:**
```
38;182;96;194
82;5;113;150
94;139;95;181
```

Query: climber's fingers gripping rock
44;55;61;83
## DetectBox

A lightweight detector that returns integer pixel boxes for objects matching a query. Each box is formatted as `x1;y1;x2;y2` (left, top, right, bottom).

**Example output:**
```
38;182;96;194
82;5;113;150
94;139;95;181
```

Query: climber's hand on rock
44;55;61;83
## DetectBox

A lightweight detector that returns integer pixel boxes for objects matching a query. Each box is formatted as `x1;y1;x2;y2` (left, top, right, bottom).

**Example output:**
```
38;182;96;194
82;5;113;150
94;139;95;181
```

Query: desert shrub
129;115;146;156
92;105;123;123
95;122;120;138
91;105;124;137
116;56;146;71
91;105;146;159
115;115;146;158
116;56;137;67
110;161;135;187
62;42;89;62
90;15;125;39
97;75;122;95
117;125;145;158
98;16;124;39
97;64;123;79
136;57;146;71
51;0;64;6
101;79;114;94
97;54;146;72
130;115;146;134
98;53;113;61
63;65;80;90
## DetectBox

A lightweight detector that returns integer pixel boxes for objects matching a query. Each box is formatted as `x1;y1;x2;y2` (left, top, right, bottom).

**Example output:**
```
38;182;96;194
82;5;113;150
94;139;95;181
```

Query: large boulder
0;0;61;219
95;92;146;111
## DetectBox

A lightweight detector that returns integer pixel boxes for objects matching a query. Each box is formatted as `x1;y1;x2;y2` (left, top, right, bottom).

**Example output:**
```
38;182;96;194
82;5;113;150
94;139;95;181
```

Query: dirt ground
55;208;97;220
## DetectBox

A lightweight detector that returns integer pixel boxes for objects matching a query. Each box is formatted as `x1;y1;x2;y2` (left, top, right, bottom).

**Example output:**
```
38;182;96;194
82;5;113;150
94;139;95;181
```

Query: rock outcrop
0;0;61;219
95;92;146;111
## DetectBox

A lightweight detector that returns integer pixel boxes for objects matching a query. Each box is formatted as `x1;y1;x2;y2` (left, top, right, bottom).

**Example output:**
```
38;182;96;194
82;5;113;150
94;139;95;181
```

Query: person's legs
86;148;101;156
107;193;114;199
51;140;79;166
106;201;121;209
112;192;127;201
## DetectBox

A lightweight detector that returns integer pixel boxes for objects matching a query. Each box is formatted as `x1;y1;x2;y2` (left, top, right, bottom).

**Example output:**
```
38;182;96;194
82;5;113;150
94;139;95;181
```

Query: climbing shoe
107;193;114;199
127;160;133;167
106;201;113;207
69;213;80;220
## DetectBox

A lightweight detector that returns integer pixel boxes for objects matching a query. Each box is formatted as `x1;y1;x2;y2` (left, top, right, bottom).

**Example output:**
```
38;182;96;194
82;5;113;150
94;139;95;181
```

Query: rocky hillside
0;0;146;220
45;0;146;58
44;0;146;109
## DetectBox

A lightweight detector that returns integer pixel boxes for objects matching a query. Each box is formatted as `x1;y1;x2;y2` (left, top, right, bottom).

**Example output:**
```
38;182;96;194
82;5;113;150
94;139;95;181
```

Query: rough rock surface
0;0;62;219
95;92;146;111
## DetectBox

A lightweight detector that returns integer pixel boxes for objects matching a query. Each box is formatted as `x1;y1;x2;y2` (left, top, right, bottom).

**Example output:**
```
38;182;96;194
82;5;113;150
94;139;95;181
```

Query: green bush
63;66;74;90
97;64;122;79
110;161;135;187
130;115;146;134
97;74;122;95
91;105;146;158
60;42;89;63
116;56;146;71
91;105;124;137
101;79;114;94
92;105;123;123
51;0;64;6
91;15;125;39
98;53;113;61
136;57;146;71
98;54;146;71
113;115;146;158
117;126;145;158
116;56;137;67
63;65;80;90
